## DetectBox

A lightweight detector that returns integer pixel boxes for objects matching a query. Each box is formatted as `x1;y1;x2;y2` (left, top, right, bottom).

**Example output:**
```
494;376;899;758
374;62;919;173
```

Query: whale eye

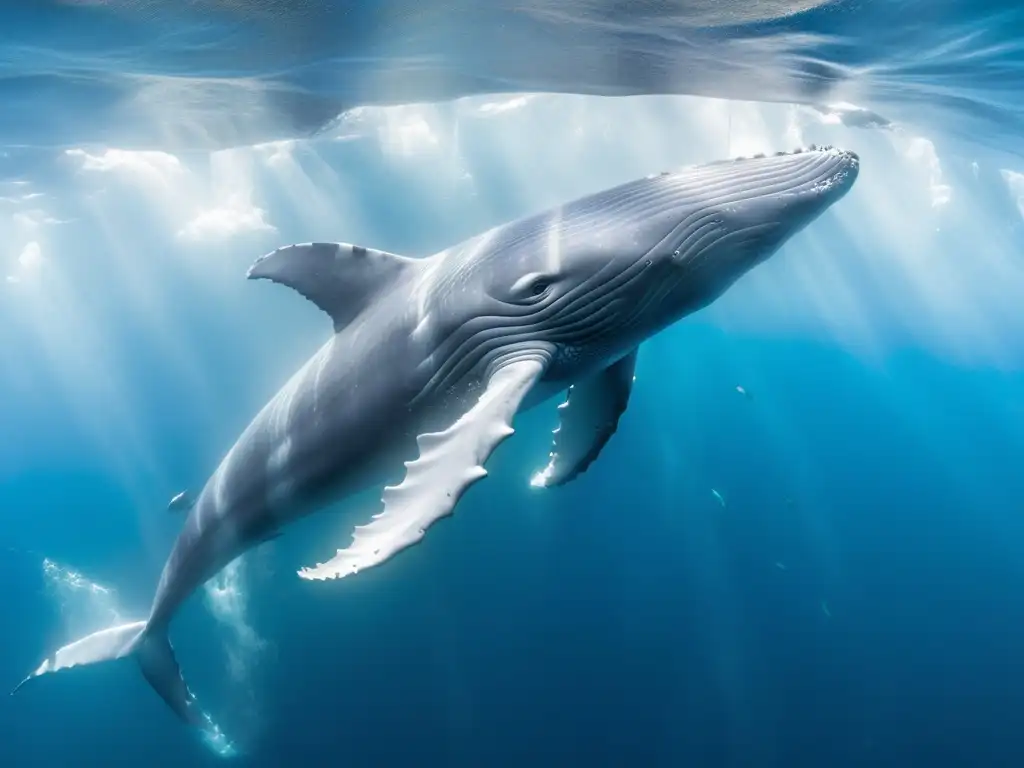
510;272;556;303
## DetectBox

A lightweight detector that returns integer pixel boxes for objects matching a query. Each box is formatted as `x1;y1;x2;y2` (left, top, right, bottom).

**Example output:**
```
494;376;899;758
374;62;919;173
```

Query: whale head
637;145;860;320
458;145;858;378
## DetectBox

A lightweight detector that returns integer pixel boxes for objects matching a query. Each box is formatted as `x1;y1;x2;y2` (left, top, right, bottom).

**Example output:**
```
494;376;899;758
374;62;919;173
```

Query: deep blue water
4;2;1024;766
7;330;1024;766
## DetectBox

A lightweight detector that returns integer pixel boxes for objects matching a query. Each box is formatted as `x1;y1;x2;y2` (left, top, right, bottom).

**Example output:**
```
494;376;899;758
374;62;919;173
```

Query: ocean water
3;2;1024;766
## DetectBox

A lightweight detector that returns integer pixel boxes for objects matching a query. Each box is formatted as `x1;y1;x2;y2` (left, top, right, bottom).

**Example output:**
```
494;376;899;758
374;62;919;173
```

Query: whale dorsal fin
247;242;416;331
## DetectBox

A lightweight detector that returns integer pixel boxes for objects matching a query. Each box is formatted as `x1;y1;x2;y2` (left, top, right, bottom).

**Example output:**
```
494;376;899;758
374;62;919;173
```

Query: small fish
167;490;195;514
711;489;726;507
735;385;752;399
821;600;831;619
774;561;787;571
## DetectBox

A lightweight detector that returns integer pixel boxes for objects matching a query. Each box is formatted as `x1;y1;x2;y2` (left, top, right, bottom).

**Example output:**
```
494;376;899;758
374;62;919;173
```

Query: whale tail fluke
12;619;147;695
12;620;201;726
134;627;202;725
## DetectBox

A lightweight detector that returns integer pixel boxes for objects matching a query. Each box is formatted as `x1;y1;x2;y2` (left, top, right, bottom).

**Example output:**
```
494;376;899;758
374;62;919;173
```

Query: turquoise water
4;3;1024;766
4;1;1024;155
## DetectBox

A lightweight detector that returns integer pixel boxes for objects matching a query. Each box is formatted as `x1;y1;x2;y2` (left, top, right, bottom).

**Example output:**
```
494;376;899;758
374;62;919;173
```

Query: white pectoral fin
298;358;545;581
531;348;637;488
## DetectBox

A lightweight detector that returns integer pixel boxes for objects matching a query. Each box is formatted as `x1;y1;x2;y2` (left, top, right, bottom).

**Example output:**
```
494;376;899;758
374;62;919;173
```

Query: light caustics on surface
5;1;1024;154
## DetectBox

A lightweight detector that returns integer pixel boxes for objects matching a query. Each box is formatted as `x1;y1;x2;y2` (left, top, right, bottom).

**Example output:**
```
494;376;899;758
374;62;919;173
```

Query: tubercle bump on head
656;144;852;178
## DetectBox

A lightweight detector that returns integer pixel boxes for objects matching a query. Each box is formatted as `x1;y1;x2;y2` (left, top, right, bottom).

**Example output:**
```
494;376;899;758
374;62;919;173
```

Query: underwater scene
3;2;1024;766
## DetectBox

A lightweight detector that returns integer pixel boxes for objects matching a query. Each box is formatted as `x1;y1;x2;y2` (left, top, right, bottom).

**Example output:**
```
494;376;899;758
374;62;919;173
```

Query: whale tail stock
11;619;201;726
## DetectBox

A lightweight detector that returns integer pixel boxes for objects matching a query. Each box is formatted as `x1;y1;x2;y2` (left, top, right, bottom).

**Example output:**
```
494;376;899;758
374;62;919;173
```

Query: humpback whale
14;146;859;731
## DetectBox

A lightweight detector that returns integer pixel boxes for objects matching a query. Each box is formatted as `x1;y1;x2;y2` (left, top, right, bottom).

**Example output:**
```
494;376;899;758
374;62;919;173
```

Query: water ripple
1;1;1023;152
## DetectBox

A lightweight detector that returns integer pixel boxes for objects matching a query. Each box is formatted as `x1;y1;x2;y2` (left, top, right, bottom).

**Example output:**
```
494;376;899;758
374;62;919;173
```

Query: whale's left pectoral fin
530;348;637;488
298;359;545;581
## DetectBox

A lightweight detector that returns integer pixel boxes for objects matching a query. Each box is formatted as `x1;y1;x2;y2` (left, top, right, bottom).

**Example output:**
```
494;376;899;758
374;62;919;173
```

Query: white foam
41;557;122;635
203;557;265;685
